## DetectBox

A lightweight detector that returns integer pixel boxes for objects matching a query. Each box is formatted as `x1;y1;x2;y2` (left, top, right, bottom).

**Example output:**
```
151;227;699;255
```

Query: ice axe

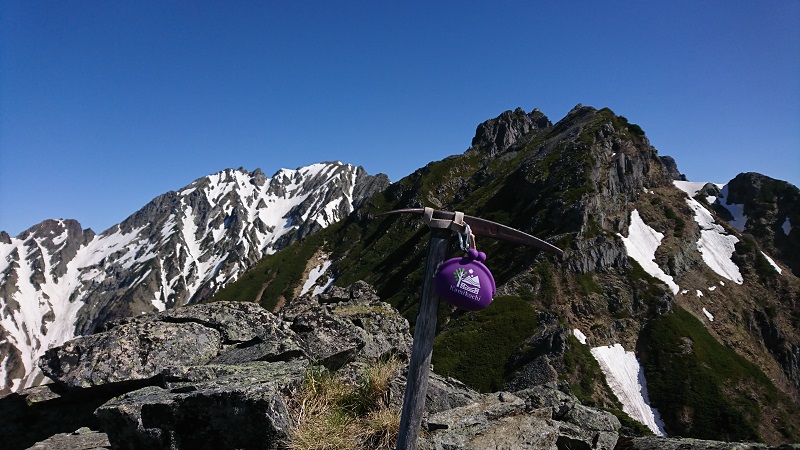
376;207;563;450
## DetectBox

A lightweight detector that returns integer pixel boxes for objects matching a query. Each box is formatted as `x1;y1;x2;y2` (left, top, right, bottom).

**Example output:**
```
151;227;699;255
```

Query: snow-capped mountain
0;161;389;394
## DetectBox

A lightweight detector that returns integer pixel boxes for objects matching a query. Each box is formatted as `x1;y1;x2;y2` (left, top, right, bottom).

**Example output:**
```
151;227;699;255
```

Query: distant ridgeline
1;105;799;447
0;162;389;394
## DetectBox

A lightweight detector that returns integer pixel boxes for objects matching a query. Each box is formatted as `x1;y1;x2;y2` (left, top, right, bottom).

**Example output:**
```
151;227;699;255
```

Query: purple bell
434;248;496;311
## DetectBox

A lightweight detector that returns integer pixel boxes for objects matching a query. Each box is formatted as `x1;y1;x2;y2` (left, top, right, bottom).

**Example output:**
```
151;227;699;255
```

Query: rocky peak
16;219;94;281
720;172;800;276
471;107;552;155
250;167;267;186
659;156;687;181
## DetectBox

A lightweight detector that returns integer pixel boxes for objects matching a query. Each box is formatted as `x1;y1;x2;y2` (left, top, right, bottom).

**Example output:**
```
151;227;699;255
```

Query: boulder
287;303;367;370
422;391;559;450
515;383;621;450
40;321;222;389
283;280;412;369
95;360;307;450
424;372;483;414
27;427;110;450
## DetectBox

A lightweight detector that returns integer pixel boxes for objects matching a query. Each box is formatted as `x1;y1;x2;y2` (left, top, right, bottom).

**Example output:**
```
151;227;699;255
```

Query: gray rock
471;107;552;156
102;300;286;343
505;314;568;391
39;320;222;389
568;235;629;274
330;298;412;362
424;372;483;414
27;427;110;450
422;392;559;450
283;281;412;368
515;384;621;450
659;156;686;181
316;284;351;304
288;304;366;370
209;338;305;365
616;436;779;449
95;360;307;450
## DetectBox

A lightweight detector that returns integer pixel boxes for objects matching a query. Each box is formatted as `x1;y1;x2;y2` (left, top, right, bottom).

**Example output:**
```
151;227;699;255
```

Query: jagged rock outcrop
471;107;552;155
505;313;568;391
717;172;799;276
95;360;307;450
659;156;686;181
0;281;631;450
1;282;415;449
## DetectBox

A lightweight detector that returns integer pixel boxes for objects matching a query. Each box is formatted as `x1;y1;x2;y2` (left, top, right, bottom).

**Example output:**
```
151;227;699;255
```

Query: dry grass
286;358;403;450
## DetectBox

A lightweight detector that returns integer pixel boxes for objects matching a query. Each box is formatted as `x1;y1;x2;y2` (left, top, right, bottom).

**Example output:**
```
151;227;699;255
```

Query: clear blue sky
2;1;798;237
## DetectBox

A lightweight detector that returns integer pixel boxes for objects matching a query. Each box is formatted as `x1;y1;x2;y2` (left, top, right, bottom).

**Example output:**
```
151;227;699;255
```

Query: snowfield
618;210;680;294
573;328;587;345
673;181;744;285
591;344;666;436
686;198;743;284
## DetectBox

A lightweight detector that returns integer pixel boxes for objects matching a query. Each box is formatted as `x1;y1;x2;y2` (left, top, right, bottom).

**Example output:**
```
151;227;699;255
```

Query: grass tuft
287;358;402;450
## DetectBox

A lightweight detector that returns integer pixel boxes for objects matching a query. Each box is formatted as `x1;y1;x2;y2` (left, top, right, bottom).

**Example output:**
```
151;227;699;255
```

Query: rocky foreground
1;282;795;449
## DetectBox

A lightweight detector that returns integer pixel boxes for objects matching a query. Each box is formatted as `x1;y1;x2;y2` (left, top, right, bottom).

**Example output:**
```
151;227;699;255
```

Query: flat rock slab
28;427;110;450
40;321;222;389
96;360;308;450
424;392;558;450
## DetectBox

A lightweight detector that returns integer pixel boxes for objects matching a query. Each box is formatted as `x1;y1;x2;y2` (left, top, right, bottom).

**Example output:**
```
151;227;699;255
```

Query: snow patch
573;328;587;345
686;198;743;284
760;251;782;275
783;217;792;236
591;344;666;436
618;210;679;294
313;276;335;296
680;289;688;295
708;286;716;292
673;180;722;197
702;308;714;322
696;290;703;297
716;185;747;231
300;258;333;296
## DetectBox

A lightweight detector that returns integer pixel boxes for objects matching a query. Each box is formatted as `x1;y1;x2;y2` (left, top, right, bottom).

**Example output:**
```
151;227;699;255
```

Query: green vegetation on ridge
432;295;538;392
639;305;798;442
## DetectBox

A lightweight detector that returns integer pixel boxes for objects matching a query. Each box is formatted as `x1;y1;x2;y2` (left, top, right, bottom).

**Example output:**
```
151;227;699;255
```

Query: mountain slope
213;106;800;444
0;162;389;394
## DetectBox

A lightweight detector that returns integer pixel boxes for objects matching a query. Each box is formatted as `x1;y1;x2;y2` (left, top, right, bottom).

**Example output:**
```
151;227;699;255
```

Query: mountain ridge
208;105;800;444
0;161;389;394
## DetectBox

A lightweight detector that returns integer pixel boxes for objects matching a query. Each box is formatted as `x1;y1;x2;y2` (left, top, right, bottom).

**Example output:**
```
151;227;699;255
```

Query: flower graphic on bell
453;267;481;292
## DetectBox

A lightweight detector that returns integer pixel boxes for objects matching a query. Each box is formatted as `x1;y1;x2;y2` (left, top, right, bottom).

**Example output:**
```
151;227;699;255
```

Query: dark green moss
639;305;780;442
575;273;603;295
432;295;538;392
562;334;604;404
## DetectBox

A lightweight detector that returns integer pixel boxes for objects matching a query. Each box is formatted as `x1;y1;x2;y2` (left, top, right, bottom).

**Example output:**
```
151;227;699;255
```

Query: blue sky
1;1;798;237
